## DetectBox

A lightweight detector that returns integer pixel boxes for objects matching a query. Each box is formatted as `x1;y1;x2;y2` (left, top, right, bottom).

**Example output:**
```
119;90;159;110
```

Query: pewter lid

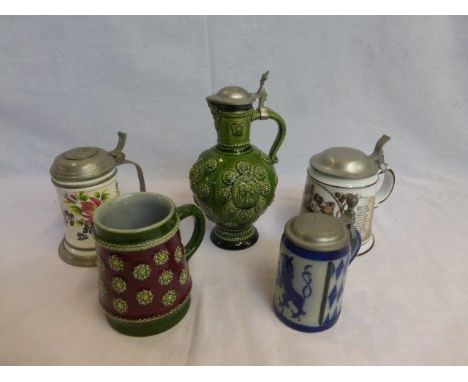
309;135;391;180
50;132;127;183
285;213;350;252
206;86;256;106
206;71;270;107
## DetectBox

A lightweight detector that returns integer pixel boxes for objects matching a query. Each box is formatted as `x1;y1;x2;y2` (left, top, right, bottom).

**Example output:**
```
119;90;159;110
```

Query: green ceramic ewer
189;72;287;250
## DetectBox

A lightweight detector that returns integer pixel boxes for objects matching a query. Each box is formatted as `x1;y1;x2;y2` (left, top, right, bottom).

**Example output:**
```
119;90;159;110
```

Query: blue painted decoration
276;254;313;320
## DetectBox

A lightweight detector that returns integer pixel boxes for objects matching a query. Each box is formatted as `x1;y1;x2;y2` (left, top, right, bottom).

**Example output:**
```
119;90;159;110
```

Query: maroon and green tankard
93;192;205;336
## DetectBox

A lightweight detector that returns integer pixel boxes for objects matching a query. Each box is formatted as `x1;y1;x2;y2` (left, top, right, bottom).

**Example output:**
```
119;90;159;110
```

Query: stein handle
115;159;146;192
110;131;146;191
340;194;361;263
349;229;362;264
375;168;395;208
252;108;287;164
175;204;206;261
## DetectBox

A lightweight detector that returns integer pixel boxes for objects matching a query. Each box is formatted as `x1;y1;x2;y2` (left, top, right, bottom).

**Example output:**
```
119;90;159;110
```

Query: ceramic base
210;225;259;250
357;234;375;256
58;239;97;267
106;296;191;337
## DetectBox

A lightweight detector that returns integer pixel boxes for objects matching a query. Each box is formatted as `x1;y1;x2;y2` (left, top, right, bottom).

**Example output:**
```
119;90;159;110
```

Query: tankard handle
349;229;362;264
175;204;206;261
340;194;361;263
252;108;287;164
375;168;395;208
116;159;146;192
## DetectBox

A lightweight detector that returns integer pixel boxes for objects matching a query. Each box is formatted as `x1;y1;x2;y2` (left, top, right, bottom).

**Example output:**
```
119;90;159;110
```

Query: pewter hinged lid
50;132;128;183
206;71;270;107
309;135;391;180
285;213;350;252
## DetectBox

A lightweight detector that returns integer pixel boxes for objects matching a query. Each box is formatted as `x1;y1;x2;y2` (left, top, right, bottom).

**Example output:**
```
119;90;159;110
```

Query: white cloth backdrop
0;16;467;365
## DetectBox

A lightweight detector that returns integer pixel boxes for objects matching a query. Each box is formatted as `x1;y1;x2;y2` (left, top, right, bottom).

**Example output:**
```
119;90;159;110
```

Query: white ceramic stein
50;132;146;267
301;135;395;255
274;195;361;332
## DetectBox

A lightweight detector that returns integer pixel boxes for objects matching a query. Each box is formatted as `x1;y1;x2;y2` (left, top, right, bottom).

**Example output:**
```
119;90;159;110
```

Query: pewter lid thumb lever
109;131;127;163
254;70;269;119
370;134;391;172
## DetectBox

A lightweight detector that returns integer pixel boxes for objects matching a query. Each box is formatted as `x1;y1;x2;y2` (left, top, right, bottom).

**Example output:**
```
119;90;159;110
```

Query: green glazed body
190;103;286;250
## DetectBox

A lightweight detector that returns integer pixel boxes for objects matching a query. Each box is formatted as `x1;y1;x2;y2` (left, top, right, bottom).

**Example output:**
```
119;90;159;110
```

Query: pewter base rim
58;239;97;267
357;234;375;256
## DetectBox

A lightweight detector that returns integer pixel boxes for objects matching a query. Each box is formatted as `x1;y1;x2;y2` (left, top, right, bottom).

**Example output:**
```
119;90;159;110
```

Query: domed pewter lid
50;132;127;183
309;135;391;180
206;71;270;107
285;213;350;252
206;86;256;106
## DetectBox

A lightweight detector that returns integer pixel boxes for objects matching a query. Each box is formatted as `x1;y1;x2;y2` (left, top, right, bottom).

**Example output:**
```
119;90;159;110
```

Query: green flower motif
219;187;231;202
174;246;184;263
111;277;127;293
222;170;237;185
224;201;237;215
189;162;203;185
159;270;174;286
238;208;256;222
108;255;124;272
136;289;154;305
198;184;210;199
204;159;217;173
98;280;107;296
236;160;251;174
133;263;151;281
255;196;267;213
179;269;188;285
113;298;128;314
162;290;177;306
154;249;169;266
258;181;271;197
253;166;267;180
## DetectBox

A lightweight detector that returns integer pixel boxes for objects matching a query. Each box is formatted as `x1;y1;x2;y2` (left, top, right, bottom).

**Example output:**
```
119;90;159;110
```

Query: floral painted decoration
63;190;110;241
136;290;154;306
162;290;177;306
158;270;174;286
179;269;188;285
111;277;127;293
174;246;184;263
133;264;151;281
113;297;128;314
154;249;169;266
109;255;124;272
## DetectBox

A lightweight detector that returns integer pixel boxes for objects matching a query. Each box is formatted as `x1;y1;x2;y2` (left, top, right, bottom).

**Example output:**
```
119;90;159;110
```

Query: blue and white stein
273;196;361;332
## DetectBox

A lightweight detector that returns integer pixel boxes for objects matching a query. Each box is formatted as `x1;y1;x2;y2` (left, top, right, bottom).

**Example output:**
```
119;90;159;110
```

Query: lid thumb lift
370;135;391;172
109;131;127;163
254;71;270;119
